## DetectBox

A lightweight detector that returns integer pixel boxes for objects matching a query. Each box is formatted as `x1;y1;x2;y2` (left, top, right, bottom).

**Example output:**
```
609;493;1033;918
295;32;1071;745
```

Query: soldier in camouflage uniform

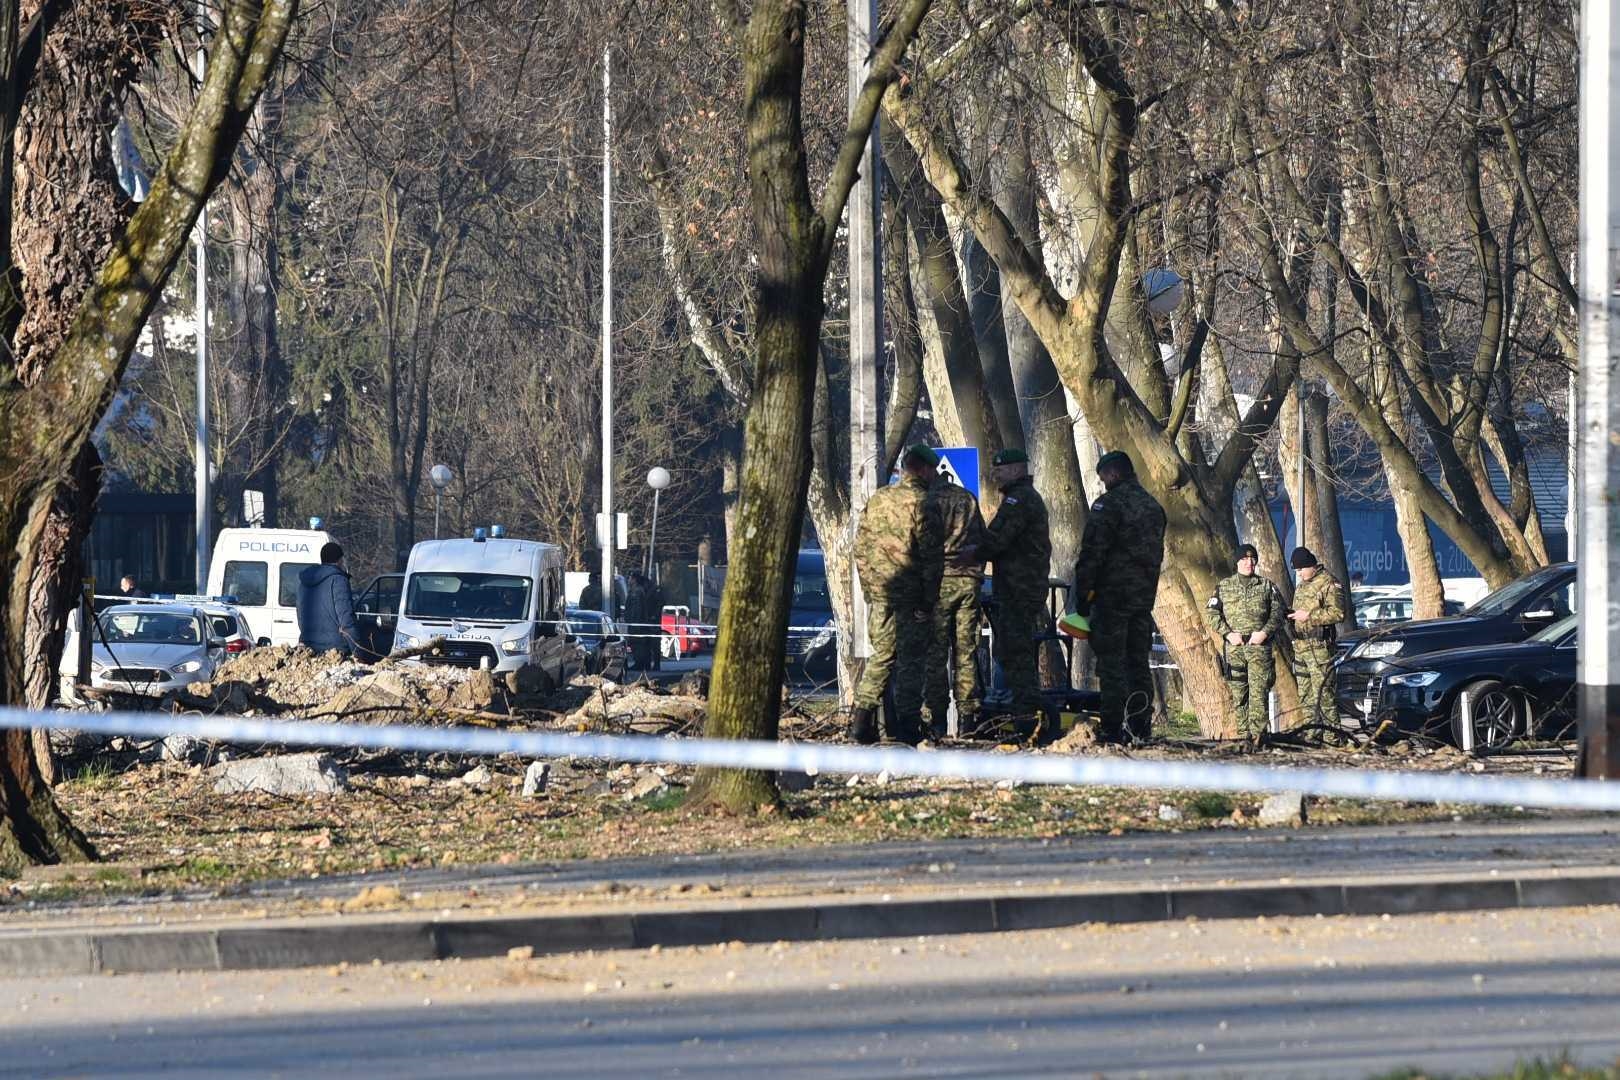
965;448;1052;717
850;444;946;744
1287;546;1346;727
1204;543;1286;740
925;466;986;738
1072;450;1166;743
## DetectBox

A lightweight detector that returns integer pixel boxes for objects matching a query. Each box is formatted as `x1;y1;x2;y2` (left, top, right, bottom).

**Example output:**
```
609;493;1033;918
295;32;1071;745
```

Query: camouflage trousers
1292;639;1336;727
926;576;983;725
1091;604;1155;741
992;594;1046;714
854;599;931;729
1226;643;1276;737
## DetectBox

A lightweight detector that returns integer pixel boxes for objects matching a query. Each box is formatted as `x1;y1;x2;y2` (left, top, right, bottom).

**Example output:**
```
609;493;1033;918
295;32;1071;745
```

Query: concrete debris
211;752;349;796
1049;720;1099;753
521;761;550;796
1157;804;1183;822
452;764;493;788
450;670;502;712
1258;791;1308;827
627;774;670;801
160;734;205;764
505;663;553;696
561;685;706;732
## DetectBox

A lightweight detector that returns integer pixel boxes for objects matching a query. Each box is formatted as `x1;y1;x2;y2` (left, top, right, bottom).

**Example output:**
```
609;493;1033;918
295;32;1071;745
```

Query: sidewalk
3;816;1618;976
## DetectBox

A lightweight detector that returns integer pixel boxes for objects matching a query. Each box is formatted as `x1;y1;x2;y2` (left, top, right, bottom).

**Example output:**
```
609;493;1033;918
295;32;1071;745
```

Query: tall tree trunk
692;0;932;810
1304;390;1356;634
0;0;299;870
1372;341;1445;617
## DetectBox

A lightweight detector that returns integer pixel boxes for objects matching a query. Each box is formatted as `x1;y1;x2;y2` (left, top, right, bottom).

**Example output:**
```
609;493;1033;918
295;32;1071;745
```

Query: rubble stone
1258;791;1307;827
628;774;670;800
211;753;349;796
521;761;550;796
161;734;204;764
506;664;553;696
453;764;493;788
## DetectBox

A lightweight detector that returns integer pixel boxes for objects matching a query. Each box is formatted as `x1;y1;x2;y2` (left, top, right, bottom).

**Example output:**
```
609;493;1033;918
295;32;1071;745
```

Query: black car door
354;574;403;661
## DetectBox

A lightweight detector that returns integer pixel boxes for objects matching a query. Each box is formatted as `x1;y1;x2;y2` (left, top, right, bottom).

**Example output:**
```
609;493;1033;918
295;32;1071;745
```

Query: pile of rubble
164;646;710;734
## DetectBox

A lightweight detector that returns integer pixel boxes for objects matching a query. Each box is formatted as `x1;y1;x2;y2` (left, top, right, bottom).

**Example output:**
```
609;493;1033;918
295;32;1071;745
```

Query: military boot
848;706;878;745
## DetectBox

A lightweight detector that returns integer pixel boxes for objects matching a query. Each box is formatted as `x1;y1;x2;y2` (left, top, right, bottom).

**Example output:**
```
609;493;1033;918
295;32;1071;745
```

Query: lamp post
646;466;671;581
429;464;453;539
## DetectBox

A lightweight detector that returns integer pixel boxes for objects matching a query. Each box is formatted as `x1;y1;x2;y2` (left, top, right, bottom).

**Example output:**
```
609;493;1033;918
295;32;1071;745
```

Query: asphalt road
6;904;1619;1078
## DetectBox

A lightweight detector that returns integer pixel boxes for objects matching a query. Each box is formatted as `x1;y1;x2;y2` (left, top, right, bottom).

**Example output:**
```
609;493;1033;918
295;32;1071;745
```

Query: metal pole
847;0;883;662
1296;382;1308;550
434;491;441;540
1459;691;1475;756
193;5;211;593
600;45;615;618
1577;0;1620;779
648;488;660;581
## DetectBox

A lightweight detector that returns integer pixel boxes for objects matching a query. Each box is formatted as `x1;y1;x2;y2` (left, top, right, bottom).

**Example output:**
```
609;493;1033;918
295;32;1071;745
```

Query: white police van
394;528;571;675
205;523;334;646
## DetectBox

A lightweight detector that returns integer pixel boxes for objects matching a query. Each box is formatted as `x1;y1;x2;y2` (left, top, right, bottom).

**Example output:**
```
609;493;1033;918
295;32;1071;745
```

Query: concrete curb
6;869;1620;976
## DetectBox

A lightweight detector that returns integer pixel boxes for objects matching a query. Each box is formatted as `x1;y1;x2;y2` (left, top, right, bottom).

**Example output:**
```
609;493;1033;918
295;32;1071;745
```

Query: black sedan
1370;614;1576;751
1334;562;1575;724
564;607;629;681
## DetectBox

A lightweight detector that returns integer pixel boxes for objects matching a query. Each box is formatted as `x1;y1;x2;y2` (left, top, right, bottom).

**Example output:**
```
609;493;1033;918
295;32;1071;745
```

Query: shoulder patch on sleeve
1004;496;1020;505
1090;498;1106;512
1206;595;1220;607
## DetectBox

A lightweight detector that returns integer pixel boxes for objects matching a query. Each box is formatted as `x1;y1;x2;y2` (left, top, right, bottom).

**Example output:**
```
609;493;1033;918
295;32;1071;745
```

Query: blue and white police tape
1;706;1614;812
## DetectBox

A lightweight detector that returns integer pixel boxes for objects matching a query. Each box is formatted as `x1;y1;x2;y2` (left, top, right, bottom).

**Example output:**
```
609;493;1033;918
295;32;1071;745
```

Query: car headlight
1352;640;1403;659
809;620;836;650
171;660;203;675
500;635;529;655
1385;670;1440;688
395;633;421;650
90;659;107;674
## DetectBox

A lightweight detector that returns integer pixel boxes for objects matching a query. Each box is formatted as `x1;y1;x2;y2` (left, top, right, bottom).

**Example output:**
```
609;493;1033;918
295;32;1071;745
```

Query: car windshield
405;573;531;621
1529;613;1578;645
567;612;607;639
97;611;202;645
1460;567;1568;618
793;572;832;612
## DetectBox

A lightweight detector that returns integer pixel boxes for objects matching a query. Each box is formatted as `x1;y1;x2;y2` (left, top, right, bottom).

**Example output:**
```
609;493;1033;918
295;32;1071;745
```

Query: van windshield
792;572;832;612
405;573;532;622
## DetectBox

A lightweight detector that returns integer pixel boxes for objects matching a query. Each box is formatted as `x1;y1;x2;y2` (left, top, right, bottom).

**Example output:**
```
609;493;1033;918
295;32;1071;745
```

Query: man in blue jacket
298;542;359;655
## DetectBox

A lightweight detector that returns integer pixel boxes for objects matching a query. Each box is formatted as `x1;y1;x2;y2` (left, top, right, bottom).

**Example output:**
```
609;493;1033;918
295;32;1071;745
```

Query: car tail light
225;638;249;654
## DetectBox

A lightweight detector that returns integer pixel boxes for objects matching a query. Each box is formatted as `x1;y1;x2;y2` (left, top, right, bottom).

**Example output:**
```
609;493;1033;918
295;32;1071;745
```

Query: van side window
223;561;268;607
279;563;318;607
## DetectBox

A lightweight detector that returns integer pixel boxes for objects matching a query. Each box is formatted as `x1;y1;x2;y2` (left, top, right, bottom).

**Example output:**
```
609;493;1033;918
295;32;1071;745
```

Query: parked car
1334;562;1576;724
199;602;255;658
788;549;838;680
565;607;628;681
1371;613;1576;751
1354;593;1464;628
60;602;232;698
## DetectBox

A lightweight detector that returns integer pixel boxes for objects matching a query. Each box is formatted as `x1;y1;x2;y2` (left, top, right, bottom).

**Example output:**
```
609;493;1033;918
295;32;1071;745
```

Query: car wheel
1450;679;1520;755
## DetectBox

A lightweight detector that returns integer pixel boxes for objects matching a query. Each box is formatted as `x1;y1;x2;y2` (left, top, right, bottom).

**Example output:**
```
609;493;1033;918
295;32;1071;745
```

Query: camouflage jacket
855;475;944;609
1072;478;1166;612
929;474;986;579
1291;571;1346;637
977;476;1052;601
1204;572;1285;638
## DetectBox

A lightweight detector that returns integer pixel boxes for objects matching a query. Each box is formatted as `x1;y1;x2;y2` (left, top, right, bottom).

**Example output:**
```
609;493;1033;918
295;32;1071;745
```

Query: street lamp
429;463;453;539
645;466;671;580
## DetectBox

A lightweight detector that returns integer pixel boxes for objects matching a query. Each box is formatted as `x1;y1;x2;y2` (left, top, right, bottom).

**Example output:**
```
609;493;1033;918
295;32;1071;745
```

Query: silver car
66;603;228;697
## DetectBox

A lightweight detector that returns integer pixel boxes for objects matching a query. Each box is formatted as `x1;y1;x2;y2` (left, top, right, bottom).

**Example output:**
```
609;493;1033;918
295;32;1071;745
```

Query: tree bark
0;0;299;870
1304;390;1355;634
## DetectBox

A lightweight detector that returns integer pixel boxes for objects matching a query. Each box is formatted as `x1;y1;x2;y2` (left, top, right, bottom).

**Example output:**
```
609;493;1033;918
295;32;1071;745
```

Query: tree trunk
0;0;299;868
1304;390;1356;634
1374;344;1445;617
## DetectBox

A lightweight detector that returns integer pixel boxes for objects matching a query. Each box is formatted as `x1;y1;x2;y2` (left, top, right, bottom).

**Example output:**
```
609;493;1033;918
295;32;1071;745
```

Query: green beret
1096;449;1135;475
992;448;1029;466
904;443;940;468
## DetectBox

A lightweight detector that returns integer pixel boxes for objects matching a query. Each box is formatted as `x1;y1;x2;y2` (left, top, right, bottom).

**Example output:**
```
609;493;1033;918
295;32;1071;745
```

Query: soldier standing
850;444;946;745
925;463;986;739
1072;450;1166;743
966;448;1052;719
1204;543;1285;742
1287;546;1345;726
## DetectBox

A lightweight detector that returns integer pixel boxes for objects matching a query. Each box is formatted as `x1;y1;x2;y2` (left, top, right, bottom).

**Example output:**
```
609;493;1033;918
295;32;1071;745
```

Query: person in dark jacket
119;575;149;599
297;542;359;655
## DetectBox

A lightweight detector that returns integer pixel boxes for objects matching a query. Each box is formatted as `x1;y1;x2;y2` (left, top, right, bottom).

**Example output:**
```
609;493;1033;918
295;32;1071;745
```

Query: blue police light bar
309;516;324;530
473;528;487;542
150;593;242;605
490;525;506;539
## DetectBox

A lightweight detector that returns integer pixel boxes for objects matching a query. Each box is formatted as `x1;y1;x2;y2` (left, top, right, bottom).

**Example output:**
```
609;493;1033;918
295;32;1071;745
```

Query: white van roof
406;537;562;578
213;528;331;559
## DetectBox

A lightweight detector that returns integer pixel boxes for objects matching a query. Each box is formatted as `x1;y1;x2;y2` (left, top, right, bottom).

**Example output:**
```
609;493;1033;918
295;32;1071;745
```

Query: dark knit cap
1096;449;1135;476
1234;543;1259;564
1290;546;1319;569
993;447;1029;467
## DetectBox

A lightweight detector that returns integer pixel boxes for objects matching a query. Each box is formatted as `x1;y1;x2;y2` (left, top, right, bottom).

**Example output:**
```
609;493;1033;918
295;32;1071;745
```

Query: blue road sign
936;447;979;501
